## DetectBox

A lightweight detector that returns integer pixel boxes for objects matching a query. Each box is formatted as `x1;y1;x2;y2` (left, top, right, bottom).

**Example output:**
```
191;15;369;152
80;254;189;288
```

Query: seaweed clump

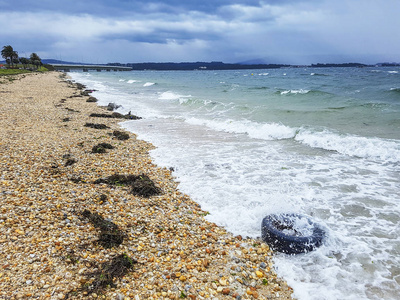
89;112;141;120
64;158;77;166
67;253;136;297
81;210;125;248
75;83;86;90
91;143;114;154
84;123;110;130
62;154;77;167
86;96;98;102
94;174;161;197
106;103;121;111
112;130;130;140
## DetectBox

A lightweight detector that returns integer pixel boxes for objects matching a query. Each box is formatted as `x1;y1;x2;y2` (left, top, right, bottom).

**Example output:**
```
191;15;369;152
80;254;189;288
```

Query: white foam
127;79;140;83
388;71;398;74
281;89;310;95
143;82;155;87
158;91;191;100
295;129;400;163
186;118;297;140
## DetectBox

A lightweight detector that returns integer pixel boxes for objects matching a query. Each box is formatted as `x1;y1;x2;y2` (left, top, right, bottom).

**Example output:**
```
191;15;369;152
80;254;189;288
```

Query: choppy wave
186;118;297;140
279;89;310;95
310;73;329;76
185;116;400;163
248;86;269;90
143;82;155;87
127;79;140;83
158;91;191;100
295;129;400;163
276;89;330;96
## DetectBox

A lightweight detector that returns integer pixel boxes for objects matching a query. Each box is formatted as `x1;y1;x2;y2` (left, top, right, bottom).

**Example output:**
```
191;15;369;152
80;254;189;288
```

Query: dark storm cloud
1;0;400;64
1;0;309;16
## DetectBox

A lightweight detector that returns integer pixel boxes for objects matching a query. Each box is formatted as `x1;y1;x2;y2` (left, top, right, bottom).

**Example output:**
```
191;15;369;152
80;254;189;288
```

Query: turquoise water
70;67;400;300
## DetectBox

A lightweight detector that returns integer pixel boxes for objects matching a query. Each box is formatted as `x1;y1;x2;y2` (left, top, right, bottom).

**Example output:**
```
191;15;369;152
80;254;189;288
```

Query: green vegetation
0;69;31;76
1;45;48;75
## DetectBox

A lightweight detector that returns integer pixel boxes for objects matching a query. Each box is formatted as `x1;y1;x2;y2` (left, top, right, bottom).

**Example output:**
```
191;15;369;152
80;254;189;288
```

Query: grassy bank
0;66;49;76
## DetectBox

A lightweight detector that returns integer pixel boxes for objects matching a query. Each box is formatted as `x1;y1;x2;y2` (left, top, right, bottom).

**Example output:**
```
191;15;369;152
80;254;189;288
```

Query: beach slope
0;72;293;299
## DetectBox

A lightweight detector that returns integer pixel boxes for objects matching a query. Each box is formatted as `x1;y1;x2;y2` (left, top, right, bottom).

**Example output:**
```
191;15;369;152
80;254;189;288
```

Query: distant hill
42;59;95;65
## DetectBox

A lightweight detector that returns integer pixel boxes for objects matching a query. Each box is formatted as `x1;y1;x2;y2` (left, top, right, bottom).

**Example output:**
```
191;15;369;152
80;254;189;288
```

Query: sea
68;66;400;300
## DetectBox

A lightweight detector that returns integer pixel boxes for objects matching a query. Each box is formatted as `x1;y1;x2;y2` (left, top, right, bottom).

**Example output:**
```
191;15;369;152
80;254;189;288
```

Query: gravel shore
0;72;293;300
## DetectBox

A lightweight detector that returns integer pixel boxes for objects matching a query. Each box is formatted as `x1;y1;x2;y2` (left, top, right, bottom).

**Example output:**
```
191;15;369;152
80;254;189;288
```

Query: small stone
116;294;124;300
26;280;32;285
222;288;230;295
259;262;267;269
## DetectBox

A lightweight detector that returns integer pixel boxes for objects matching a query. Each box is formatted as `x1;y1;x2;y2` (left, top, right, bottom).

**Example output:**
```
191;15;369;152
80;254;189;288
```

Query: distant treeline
310;63;370;68
105;61;381;70
379;63;400;67
107;61;290;70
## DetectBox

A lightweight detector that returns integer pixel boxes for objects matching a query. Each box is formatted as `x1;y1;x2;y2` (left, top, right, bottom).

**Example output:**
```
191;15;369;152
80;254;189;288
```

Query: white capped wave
281;89;310;95
158;91;191;100
295;129;400;163
186;118;297;140
119;79;125;82
127;79;140;83
388;71;398;74
143;82;155;87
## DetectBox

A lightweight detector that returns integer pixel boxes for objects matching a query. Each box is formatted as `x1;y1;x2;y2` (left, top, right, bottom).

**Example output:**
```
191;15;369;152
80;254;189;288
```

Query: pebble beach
0;72;293;299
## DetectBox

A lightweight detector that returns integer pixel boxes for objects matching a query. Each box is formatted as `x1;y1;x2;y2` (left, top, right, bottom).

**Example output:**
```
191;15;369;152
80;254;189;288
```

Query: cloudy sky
1;0;399;64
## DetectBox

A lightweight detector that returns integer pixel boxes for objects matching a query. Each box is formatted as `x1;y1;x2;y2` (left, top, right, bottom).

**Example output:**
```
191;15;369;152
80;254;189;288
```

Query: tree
30;52;42;69
19;57;30;69
1;45;18;68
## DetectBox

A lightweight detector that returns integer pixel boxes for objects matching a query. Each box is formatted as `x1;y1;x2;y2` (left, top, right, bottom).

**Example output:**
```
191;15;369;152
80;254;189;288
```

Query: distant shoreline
23;59;400;71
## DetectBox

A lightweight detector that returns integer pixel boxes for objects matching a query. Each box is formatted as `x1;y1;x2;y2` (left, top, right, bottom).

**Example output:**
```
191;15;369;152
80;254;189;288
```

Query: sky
1;0;399;65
